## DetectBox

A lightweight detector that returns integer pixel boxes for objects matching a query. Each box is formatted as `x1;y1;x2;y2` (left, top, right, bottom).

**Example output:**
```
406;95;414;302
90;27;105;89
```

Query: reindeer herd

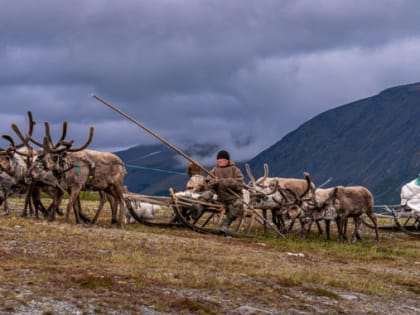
245;163;379;242
0;111;126;227
0;111;379;243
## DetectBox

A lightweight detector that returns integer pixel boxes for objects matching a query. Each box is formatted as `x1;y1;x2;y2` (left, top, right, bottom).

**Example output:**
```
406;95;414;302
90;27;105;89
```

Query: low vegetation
0;197;419;314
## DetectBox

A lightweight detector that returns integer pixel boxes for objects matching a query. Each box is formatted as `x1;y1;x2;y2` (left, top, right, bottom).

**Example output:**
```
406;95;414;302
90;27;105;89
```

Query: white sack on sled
400;179;420;213
175;190;218;201
124;199;161;224
175;188;250;203
175;191;203;199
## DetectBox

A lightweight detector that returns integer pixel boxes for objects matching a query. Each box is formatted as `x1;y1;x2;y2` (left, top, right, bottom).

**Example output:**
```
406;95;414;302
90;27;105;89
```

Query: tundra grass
0;196;418;314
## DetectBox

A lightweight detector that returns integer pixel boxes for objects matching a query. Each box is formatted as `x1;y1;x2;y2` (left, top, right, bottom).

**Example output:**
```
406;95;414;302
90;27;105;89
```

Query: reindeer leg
304;219;314;238
111;193;119;225
27;184;39;218
1;194;9;216
91;191;107;224
325;219;331;240
355;217;362;241
43;189;56;222
52;190;65;221
69;199;79;224
20;190;29;217
343;217;349;243
306;219;313;232
288;215;297;232
31;196;42;219
271;209;277;229
55;197;64;216
26;191;34;218
74;201;80;224
315;220;323;235
278;210;287;233
49;190;64;221
336;216;344;242
299;218;307;239
367;212;379;242
351;217;360;243
262;209;268;234
273;208;284;231
66;190;79;223
32;186;50;220
116;193;125;229
77;196;91;224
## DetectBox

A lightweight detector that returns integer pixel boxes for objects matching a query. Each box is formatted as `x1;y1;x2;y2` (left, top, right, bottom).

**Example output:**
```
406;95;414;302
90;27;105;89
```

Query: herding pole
91;94;215;178
92;94;285;238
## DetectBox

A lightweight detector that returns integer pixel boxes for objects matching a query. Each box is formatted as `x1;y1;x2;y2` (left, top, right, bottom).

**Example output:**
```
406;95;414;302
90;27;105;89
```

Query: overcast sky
1;0;420;166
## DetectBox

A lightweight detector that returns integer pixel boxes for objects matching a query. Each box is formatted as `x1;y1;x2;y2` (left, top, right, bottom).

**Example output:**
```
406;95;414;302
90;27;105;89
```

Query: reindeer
0;172;19;215
246;163;314;233
24;120;127;227
274;173;376;242
323;186;379;243
25;152;105;223
279;185;337;239
1;113;85;221
0;143;60;218
0;112;56;218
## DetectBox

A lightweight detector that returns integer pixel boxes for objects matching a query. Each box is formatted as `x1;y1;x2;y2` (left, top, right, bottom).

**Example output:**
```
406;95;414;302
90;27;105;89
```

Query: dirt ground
0;205;419;315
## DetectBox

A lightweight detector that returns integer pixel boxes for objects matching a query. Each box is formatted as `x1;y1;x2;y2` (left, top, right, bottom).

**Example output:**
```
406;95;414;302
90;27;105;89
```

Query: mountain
116;82;420;204
113;144;183;195
247;82;420;204
114;143;220;196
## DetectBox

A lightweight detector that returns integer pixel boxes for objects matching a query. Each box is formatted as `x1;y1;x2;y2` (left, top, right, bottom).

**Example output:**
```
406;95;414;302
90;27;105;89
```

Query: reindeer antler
66;126;94;152
0;135;17;156
2;135;15;147
256;163;269;185
245;163;256;188
9;111;38;149
299;172;313;199
43;120;69;148
41;121;93;153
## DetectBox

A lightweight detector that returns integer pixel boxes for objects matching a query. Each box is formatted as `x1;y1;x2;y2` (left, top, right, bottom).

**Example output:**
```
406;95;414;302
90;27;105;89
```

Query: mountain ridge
116;82;420;203
247;82;420;203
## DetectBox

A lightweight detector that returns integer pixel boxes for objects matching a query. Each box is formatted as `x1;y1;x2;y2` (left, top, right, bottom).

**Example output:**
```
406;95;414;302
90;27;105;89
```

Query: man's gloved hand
207;178;220;187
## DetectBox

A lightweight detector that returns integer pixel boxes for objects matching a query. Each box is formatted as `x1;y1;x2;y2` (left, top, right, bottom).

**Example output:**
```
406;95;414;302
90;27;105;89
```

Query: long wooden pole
91;94;214;178
92;94;285;238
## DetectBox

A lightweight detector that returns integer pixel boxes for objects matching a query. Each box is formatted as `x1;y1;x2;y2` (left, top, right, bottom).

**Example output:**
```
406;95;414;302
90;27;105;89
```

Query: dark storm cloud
1;0;420;162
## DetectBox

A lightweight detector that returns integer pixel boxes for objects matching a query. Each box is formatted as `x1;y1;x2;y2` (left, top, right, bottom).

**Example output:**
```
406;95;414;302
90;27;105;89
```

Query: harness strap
54;163;75;177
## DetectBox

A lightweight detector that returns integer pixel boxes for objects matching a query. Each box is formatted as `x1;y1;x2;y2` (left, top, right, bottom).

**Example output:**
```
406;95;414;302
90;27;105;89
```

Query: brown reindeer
323;186;379;243
0;112;54;218
281;177;378;242
246;163;314;233
44;123;125;226
21;120;127;227
280;186;336;239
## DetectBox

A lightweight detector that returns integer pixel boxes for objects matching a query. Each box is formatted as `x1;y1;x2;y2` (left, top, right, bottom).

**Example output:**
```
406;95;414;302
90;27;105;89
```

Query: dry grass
0;196;419;314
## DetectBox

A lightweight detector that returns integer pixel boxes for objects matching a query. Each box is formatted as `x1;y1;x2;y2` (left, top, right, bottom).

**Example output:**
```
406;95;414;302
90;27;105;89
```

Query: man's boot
191;204;203;220
221;214;235;233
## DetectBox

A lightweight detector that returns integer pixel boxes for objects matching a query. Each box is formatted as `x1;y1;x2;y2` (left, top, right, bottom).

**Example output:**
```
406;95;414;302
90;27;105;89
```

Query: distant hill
116;82;420;204
247;82;420;204
114;143;220;196
114;144;185;195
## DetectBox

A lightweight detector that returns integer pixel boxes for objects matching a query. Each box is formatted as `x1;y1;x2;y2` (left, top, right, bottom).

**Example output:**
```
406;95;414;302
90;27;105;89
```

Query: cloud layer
1;0;420;164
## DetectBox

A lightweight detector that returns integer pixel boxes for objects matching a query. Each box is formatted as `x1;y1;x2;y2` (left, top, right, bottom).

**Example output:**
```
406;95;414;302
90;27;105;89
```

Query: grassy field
0;197;419;314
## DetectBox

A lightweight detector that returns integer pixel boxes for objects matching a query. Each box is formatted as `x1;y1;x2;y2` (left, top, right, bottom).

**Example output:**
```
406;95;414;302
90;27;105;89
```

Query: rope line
124;163;187;176
62;161;187;176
